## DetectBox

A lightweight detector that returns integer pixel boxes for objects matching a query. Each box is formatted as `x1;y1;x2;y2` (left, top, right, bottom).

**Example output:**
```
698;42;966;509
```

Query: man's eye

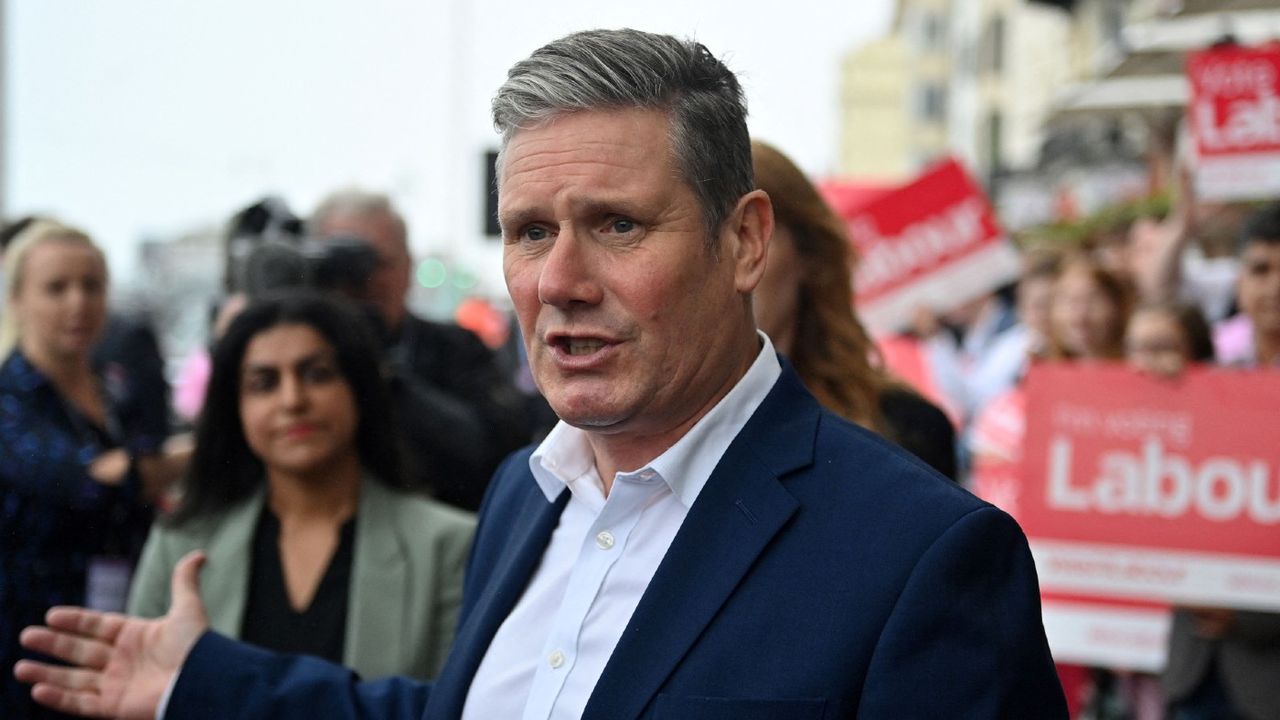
609;218;636;234
524;226;550;242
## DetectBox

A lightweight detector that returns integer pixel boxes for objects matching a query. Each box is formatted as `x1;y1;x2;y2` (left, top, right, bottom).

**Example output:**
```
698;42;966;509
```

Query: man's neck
586;343;761;495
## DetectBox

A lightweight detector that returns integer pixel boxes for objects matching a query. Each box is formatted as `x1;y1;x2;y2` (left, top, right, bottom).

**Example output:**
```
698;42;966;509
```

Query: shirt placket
521;470;661;720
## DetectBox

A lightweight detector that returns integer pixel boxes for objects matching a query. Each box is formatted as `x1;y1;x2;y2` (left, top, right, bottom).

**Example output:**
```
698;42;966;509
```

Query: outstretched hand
14;551;209;719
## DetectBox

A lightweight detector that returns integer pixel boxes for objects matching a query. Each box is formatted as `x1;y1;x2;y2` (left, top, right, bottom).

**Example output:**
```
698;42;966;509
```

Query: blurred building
838;0;1073;188
839;37;914;180
1024;0;1280;226
839;0;1280;231
134;225;223;368
839;0;953;182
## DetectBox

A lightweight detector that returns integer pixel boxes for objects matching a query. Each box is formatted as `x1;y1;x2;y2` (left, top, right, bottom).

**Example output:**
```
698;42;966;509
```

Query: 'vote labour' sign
1187;43;1280;201
832;157;1021;333
1018;363;1280;613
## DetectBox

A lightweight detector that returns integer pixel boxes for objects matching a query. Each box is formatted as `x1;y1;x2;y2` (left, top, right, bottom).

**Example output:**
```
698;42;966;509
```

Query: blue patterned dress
0;351;155;718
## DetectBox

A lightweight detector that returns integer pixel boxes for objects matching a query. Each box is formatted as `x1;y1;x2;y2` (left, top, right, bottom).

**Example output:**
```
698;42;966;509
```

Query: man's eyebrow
573;198;645;219
498;195;654;236
497;207;543;235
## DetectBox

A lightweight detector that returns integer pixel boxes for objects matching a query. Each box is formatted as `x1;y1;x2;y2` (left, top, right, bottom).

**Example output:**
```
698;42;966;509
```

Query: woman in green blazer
127;292;474;680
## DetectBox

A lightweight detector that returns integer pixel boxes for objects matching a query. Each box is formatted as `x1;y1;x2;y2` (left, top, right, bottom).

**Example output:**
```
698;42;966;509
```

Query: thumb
169;551;208;622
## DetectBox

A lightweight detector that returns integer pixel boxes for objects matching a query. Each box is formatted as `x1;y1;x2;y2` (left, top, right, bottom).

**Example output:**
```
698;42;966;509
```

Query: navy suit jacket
173;364;1067;718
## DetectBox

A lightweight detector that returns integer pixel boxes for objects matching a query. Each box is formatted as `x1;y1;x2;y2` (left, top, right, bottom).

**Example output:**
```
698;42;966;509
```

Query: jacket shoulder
802;408;989;525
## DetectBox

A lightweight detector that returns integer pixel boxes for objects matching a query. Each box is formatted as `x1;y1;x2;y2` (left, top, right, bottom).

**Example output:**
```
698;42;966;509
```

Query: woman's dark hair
1133;299;1217;364
170;291;409;525
1240;201;1280;252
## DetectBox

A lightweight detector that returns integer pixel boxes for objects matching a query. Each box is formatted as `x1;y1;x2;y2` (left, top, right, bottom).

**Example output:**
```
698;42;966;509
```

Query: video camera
224;196;381;302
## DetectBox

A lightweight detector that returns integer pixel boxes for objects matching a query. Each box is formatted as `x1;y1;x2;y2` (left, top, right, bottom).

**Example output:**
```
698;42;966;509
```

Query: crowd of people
900;180;1280;719
1;25;1277;720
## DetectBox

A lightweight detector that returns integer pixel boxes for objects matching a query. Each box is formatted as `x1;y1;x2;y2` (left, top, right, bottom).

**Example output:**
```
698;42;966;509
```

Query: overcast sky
5;0;894;292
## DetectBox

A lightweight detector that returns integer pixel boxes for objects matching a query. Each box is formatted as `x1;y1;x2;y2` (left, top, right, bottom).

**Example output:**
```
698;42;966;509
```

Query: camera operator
302;191;529;510
222;196;516;509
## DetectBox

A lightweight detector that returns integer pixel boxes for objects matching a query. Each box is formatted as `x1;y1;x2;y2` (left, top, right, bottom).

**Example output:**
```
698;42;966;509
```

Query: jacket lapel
201;491;264;638
344;477;408;678
427;479;570;718
582;365;819;720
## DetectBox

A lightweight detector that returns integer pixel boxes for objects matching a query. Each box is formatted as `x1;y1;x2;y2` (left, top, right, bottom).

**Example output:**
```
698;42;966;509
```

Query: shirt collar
529;332;782;509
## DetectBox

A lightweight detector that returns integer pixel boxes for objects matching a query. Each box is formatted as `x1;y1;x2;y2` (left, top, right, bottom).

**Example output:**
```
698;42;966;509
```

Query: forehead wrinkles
502;112;676;187
504;139;662;193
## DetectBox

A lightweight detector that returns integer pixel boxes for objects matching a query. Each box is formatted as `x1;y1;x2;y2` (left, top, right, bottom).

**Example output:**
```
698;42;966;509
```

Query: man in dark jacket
311;192;529;510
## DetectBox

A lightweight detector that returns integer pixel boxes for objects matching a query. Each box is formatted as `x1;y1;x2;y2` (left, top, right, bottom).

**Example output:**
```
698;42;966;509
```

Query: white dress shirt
461;334;781;720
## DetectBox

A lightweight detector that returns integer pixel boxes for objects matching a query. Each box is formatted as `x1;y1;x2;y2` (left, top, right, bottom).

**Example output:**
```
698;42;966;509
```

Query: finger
46;607;130;644
30;682;108;718
170;550;208;619
13;659;101;692
19;627;113;669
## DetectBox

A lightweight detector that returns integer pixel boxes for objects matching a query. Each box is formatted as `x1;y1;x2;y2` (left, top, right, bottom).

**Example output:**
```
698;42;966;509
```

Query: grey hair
311;188;408;247
492;28;753;244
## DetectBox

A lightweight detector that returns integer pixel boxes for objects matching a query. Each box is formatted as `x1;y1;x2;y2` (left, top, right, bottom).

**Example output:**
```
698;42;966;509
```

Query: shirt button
549;650;566;669
596;530;615;550
639;469;656;480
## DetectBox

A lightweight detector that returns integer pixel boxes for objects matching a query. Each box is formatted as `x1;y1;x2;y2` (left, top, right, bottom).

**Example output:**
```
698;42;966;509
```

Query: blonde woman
0;220;160;718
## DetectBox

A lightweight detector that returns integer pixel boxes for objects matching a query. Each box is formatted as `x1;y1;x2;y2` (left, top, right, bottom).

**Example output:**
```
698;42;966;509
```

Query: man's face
1238;240;1280;337
499;108;760;449
315;209;411;330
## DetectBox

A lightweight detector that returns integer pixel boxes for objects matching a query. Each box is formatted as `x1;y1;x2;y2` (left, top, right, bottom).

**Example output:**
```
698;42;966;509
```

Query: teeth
565;338;605;356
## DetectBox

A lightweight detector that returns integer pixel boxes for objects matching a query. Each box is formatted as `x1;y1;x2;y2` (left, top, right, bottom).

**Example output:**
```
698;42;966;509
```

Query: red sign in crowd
996;364;1280;669
822;157;1021;333
1187;42;1280;200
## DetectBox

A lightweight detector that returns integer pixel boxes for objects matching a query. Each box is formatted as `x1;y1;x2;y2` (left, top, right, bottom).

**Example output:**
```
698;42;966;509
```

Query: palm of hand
16;551;209;719
97;614;203;719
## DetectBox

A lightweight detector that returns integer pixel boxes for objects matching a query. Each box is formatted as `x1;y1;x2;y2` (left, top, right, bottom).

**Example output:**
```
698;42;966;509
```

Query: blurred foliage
1013;192;1172;253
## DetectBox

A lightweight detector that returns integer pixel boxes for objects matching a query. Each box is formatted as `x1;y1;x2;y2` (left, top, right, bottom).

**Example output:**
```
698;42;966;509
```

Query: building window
990;15;1005;73
980;14;1006;76
918;83;948;123
986;110;1004;176
916;11;947;51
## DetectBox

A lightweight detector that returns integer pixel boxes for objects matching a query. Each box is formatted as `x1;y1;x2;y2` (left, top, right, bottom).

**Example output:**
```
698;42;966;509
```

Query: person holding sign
1158;204;1280;720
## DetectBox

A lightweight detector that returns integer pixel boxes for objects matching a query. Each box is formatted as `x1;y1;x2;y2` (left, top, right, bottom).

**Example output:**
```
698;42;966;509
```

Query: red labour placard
827;157;1020;333
1017;363;1280;613
1187;43;1280;201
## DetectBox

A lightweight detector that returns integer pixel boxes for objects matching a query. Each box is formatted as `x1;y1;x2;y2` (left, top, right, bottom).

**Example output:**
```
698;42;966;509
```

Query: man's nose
538;228;603;308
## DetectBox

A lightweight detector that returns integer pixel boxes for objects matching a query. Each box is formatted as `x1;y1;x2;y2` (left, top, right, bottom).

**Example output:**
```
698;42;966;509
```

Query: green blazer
126;476;475;680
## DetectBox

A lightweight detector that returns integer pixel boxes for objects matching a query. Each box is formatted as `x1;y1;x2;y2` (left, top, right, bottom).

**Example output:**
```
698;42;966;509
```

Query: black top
878;387;958;482
240;508;356;664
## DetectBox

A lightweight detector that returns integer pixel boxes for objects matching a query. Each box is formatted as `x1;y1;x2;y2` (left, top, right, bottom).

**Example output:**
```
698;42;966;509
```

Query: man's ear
724;189;773;294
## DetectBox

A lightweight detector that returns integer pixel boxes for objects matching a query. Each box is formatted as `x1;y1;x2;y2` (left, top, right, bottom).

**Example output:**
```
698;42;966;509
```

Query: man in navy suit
16;28;1067;719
